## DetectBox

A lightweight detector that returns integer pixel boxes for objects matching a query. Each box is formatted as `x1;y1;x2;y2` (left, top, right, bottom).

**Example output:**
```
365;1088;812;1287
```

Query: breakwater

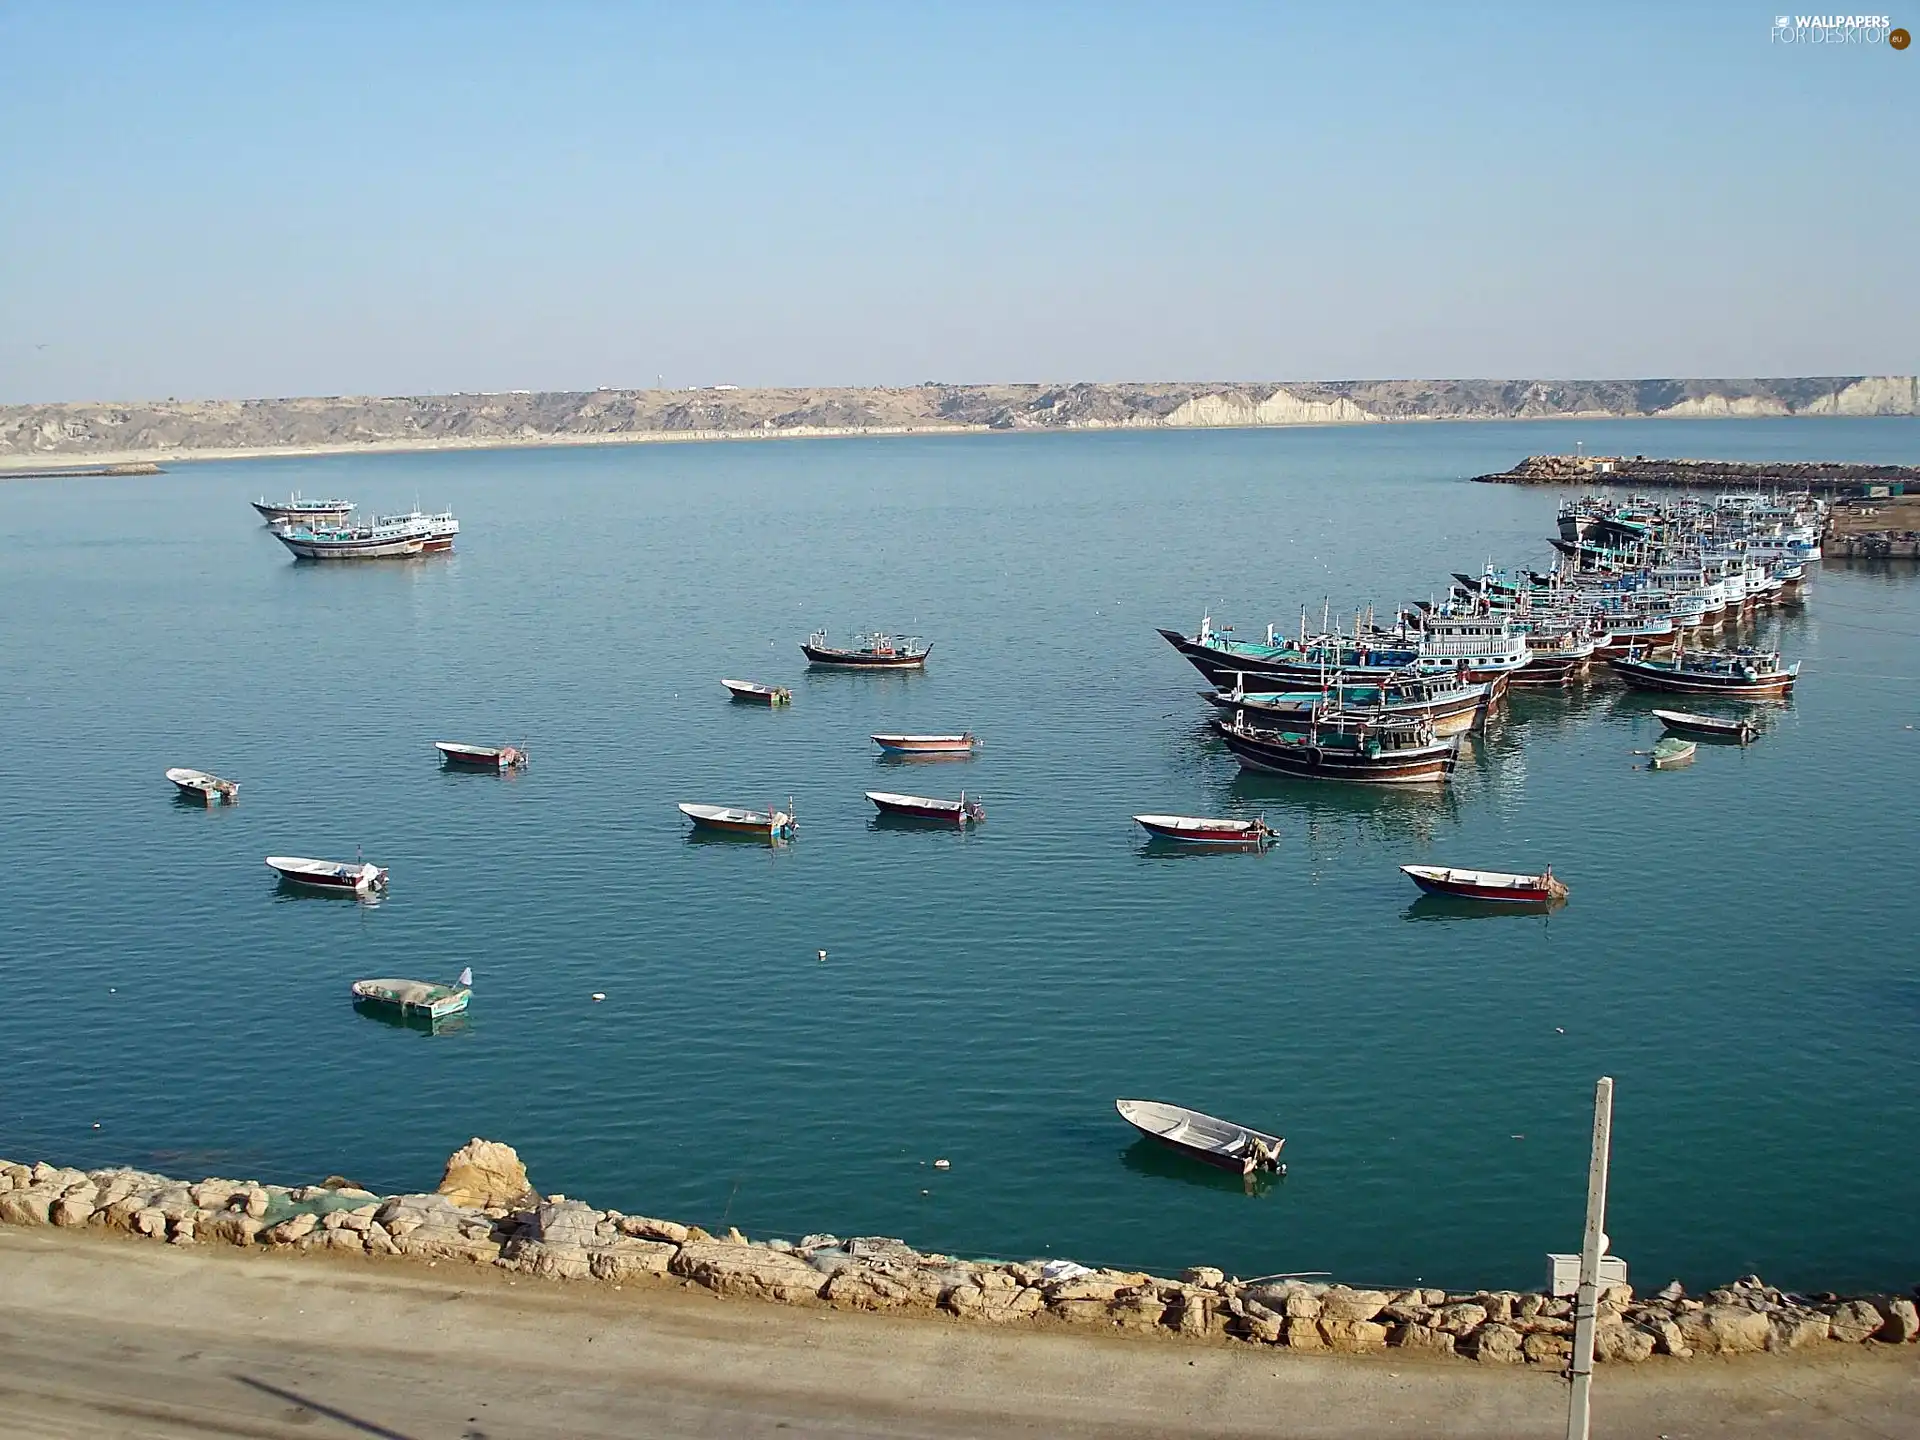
4;1141;1915;1366
1472;454;1920;491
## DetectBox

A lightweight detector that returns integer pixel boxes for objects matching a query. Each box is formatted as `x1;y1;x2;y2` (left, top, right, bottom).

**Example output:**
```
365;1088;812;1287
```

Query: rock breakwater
1472;454;1920;491
4;1141;1916;1366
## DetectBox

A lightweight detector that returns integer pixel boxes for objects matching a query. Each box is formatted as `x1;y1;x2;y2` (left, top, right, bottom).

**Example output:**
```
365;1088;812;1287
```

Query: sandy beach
3;1227;1915;1440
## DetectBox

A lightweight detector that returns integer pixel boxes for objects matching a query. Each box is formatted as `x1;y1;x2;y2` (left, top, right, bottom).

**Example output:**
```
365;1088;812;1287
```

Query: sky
1;1;1914;402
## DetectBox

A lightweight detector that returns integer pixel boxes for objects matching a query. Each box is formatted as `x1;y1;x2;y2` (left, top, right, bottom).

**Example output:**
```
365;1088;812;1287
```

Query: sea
2;416;1916;1295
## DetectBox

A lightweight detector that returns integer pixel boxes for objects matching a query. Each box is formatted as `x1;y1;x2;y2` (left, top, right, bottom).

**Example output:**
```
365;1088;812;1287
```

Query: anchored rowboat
1650;737;1697;769
1399;865;1568;904
266;856;388;893
1653;709;1756;743
723;679;792;705
351;973;471;1021
434;741;527;770
678;802;797;840
1133;814;1275;846
872;732;977;755
166;767;239;804
1116;1099;1286;1176
867;791;985;824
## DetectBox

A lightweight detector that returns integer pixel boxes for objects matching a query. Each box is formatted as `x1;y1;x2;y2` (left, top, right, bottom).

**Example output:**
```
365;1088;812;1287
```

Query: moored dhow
1210;710;1460;785
867;791;985;824
1609;645;1799;700
677;802;797;840
434;741;527;770
252;492;354;526
165;767;238;804
1400;864;1568;904
266;855;388;893
1133;814;1275;845
871;732;977;756
1203;671;1493;737
723;679;792;705
802;630;930;668
271;507;458;560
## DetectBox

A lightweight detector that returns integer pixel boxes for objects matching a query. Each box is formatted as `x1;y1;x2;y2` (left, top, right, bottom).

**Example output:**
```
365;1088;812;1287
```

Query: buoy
818;949;827;962
933;1158;950;1170
591;992;606;1002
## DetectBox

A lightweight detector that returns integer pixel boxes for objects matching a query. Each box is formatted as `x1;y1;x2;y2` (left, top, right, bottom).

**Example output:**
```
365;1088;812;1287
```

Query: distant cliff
3;375;1915;468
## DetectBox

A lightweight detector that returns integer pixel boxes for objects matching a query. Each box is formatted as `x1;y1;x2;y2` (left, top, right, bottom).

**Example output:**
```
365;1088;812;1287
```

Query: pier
0;461;163;480
1472;455;1920;493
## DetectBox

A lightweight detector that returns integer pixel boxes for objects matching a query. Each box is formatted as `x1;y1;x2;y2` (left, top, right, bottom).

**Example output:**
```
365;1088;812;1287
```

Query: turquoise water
2;418;1916;1294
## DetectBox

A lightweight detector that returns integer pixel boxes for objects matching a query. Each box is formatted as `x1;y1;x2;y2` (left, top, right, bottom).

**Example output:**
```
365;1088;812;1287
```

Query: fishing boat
1650;736;1697;769
871;732;977;756
1652;708;1757;743
272;508;458;560
1609;645;1799;699
434;741;527;770
252;493;354;526
1133;814;1275;845
351;969;472;1022
165;767;238;804
1211;711;1459;785
677;802;797;840
867;791;986;824
1205;673;1493;736
802;630;930;668
266;855;388;893
1115;1099;1286;1176
723;679;792;705
376;508;460;553
1399;864;1568;904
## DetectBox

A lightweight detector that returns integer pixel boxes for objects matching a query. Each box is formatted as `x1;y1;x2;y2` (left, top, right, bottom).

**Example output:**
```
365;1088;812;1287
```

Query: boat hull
435;743;525;770
253;499;352;525
1216;689;1489;737
1651;709;1756;743
1401;867;1564;904
266;858;387;893
802;644;928;669
723;680;791;705
1609;658;1796;699
1212;722;1458;785
1134;816;1271;845
678;803;795;840
871;734;976;755
274;531;426;560
867;791;981;823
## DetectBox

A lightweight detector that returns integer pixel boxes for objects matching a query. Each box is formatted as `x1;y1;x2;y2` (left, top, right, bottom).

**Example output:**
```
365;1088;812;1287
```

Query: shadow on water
1401;894;1563;924
271;876;381;906
868;812;973;835
685;828;792;849
1135;836;1272;861
351;998;469;1037
1118;1138;1283;1197
170;790;236;813
1225;772;1459;844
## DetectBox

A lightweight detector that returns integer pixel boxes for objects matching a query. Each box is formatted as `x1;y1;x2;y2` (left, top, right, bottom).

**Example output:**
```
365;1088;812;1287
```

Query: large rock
1595;1324;1655;1363
1767;1312;1830;1351
615;1214;690;1245
670;1241;826;1304
1648;1317;1693;1358
263;1212;319;1245
1319;1287;1389;1323
1522;1331;1571;1364
1680;1305;1772;1355
1433;1302;1488;1335
1390;1323;1456;1356
1320;1318;1389;1353
1044;1276;1125;1304
1107;1292;1170;1333
1173;1291;1223;1338
823;1269;926;1311
945;1281;1045;1325
51;1187;97;1228
437;1139;533;1210
1828;1300;1886;1345
1473;1324;1524;1364
200;1211;264;1247
0;1186;57;1226
589;1239;677;1282
1182;1266;1226;1289
1878;1298;1920;1344
1282;1316;1326;1350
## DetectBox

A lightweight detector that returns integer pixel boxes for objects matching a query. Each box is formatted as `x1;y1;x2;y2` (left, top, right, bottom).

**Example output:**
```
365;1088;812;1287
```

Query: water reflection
1402;894;1562;924
272;876;382;906
1119;1138;1282;1197
351;998;470;1036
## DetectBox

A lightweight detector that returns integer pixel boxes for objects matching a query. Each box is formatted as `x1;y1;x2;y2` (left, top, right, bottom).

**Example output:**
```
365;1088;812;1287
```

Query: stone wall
3;1142;1915;1365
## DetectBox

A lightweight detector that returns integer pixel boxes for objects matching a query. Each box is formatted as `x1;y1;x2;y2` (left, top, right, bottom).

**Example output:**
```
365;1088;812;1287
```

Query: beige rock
1433;1302;1488;1334
1514;1293;1545;1320
1282;1316;1326;1350
1391;1323;1455;1356
1649;1317;1693;1358
1181;1266;1225;1289
945;1283;1044;1324
1680;1305;1772;1355
134;1207;168;1239
167;1215;196;1245
437;1139;533;1210
1879;1298;1920;1344
0;1186;56;1226
200;1211;264;1247
98;1195;148;1232
1320;1318;1389;1353
616;1214;690;1245
1239;1299;1285;1344
670;1241;825;1304
1523;1331;1571;1364
1474;1324;1524;1364
1828;1300;1885;1345
188;1181;240;1211
326;1227;366;1254
263;1212;319;1245
501;1240;591;1280
1283;1289;1323;1320
1048;1298;1114;1326
1174;1293;1221;1338
1478;1292;1514;1324
1594;1324;1655;1363
1044;1277;1124;1304
1319;1287;1389;1323
1767;1312;1830;1351
364;1222;400;1256
1107;1293;1169;1332
588;1239;677;1282
823;1269;924;1311
51;1190;96;1228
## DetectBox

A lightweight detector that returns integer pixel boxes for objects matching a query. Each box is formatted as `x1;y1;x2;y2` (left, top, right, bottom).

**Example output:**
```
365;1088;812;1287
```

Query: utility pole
1566;1077;1614;1440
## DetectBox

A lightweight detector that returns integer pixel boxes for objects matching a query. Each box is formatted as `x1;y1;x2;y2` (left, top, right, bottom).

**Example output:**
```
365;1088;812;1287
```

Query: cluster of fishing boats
252;491;460;560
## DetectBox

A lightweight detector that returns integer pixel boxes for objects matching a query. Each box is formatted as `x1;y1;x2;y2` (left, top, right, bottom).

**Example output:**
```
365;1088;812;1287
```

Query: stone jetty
1472;455;1920;492
4;1140;1916;1366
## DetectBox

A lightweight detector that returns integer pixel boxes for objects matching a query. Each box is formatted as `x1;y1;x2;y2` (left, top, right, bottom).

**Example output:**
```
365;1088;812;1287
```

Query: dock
1472;455;1920;493
0;462;164;480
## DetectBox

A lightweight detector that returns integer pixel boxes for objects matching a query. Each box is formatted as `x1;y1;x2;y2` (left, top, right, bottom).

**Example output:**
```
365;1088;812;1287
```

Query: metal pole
1567;1076;1614;1440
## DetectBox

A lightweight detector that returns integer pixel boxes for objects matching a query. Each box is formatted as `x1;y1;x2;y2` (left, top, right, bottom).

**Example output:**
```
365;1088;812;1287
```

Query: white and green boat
351;969;471;1021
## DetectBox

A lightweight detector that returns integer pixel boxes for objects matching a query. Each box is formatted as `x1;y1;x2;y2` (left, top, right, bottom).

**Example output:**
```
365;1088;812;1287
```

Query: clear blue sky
1;1;1913;401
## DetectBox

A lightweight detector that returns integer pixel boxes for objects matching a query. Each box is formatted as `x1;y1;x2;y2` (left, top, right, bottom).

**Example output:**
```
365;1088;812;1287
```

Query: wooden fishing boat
802;630;930;669
1652;708;1757;743
272;509;458;560
1399;865;1568;904
1115;1099;1285;1176
252;492;354;526
1133;814;1275;846
266;855;388;893
867;791;985;824
871;732;977;756
165;767;238;804
677;802;797;840
1650;737;1697;769
1211;711;1459;785
434;741;527;770
1206;675;1492;737
351;970;471;1022
1609;646;1798;699
723;679;792;705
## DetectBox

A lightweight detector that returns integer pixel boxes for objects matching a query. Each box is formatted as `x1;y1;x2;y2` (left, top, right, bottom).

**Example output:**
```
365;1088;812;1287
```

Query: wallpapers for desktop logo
1768;13;1906;44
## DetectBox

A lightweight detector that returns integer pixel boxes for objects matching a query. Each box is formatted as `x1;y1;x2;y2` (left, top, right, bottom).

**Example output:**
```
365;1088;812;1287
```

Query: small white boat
266;855;388;893
872;732;977;755
1650;737;1697;769
1115;1098;1285;1175
678;802;797;840
1134;814;1274;846
867;791;985;824
352;970;471;1021
1652;709;1756;744
434;741;527;770
723;679;792;705
1400;865;1568;904
166;767;239;804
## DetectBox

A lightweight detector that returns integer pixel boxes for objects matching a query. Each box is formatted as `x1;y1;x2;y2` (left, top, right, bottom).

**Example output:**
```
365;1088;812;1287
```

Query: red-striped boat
1399;864;1568;905
872;732;977;756
867;791;985;824
1134;814;1276;846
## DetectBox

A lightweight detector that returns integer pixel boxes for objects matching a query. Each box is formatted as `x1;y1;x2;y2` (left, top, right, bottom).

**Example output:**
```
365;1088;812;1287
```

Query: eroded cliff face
2;376;1913;466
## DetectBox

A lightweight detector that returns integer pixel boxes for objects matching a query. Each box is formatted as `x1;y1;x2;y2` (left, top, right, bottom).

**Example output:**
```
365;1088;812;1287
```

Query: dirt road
2;1229;1914;1439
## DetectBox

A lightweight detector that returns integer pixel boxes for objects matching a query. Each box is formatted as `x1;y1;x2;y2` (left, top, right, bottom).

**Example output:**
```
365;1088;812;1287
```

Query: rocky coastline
3;1140;1916;1368
1471;454;1920;491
